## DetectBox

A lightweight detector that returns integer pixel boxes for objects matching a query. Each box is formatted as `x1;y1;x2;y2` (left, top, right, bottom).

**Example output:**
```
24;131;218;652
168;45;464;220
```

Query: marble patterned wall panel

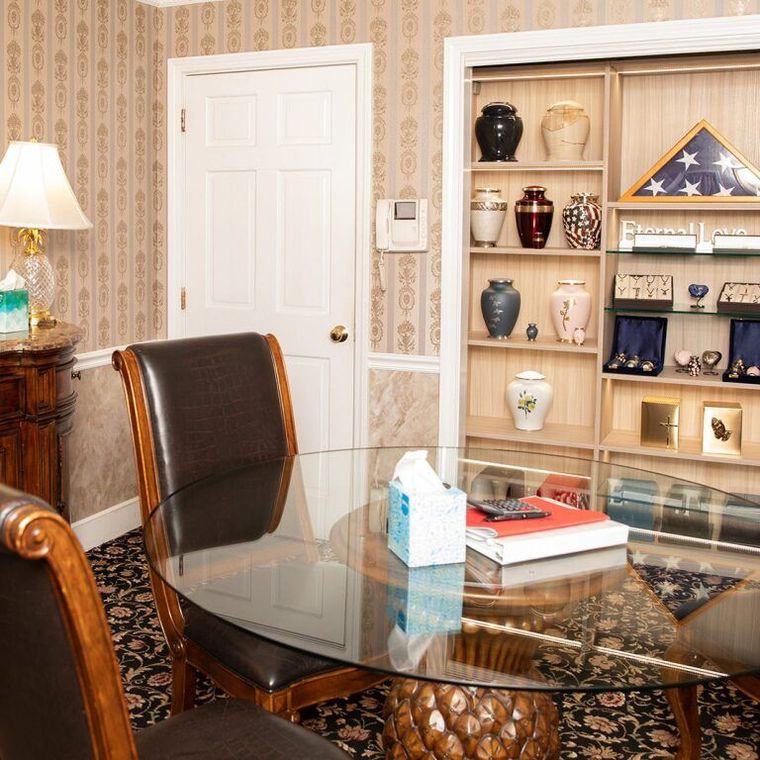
368;368;439;447
68;364;136;522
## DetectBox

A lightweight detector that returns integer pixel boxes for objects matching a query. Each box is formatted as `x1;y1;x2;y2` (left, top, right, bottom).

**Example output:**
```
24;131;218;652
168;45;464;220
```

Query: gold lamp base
29;309;57;329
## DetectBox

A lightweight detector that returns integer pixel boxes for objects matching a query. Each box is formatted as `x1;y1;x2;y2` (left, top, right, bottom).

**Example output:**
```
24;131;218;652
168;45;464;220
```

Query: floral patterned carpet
87;530;760;759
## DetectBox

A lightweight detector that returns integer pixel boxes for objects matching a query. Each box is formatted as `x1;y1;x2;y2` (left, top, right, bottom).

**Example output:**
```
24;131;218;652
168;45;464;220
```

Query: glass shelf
604;305;760;318
607;248;760;257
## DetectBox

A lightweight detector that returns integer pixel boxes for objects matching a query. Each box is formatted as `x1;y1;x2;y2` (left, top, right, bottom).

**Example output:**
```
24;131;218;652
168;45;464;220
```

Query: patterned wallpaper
0;0;757;353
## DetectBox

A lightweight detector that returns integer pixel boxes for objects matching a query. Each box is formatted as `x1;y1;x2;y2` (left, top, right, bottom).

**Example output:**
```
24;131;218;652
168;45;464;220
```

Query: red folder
466;496;608;538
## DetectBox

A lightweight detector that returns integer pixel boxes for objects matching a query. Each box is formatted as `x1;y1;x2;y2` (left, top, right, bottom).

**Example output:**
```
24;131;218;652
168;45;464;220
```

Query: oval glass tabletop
144;447;760;693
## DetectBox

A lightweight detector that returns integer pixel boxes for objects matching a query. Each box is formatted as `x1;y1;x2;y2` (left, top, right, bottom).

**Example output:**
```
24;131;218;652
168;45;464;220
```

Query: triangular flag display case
460;51;760;502
621;120;760;202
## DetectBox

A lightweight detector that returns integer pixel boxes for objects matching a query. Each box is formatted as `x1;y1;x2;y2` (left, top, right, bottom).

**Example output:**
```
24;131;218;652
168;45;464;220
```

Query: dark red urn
515;186;554;249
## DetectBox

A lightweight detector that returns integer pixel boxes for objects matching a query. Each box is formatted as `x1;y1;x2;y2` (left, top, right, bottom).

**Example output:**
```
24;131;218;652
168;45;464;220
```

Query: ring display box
660;484;712;541
613;274;673;310
702;401;742;457
603;315;668;376
717;282;760;314
632;232;697;252
605;478;659;533
722;319;760;385
718;493;760;546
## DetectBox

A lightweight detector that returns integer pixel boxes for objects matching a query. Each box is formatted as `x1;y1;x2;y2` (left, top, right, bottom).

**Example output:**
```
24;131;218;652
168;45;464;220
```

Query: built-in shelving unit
461;52;760;497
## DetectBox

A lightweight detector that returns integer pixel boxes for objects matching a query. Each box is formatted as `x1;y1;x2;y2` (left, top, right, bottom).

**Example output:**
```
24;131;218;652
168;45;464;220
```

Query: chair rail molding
438;15;760;448
167;43;373;448
368;352;440;374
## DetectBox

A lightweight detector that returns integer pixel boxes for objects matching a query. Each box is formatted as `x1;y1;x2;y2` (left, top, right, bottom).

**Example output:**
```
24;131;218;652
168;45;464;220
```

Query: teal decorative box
0;289;29;333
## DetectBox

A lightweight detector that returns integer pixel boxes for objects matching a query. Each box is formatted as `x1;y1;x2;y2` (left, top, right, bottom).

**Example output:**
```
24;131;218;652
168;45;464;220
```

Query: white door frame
438;16;760;447
167;43;373;447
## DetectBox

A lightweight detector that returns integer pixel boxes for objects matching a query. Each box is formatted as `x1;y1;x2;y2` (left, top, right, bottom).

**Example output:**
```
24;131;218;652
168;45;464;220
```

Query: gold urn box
641;396;680;450
702;401;742;456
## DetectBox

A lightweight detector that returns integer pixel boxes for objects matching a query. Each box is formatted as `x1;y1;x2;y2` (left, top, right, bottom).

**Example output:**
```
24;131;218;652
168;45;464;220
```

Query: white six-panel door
183;64;357;453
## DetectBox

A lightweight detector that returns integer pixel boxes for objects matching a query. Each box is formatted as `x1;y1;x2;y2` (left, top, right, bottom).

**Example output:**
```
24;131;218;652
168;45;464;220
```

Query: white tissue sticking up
0;269;25;291
391;450;446;495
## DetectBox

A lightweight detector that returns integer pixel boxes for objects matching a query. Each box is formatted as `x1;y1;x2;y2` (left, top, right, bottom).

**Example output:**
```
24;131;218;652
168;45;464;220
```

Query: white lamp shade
0;141;92;230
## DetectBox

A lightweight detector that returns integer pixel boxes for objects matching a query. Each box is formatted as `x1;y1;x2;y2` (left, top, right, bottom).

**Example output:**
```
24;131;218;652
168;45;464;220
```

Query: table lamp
0;140;92;328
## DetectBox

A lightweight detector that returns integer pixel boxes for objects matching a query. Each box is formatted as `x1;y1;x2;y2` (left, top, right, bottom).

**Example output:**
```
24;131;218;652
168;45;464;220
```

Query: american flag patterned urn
562;192;602;250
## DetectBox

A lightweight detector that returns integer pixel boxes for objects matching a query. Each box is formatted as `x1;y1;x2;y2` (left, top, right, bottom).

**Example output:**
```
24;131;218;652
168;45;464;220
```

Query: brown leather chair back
113;333;298;523
0;488;137;760
0;486;353;760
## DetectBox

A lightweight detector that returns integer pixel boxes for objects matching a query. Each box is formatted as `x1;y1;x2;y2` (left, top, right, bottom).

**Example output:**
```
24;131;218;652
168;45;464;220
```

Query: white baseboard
72;496;141;552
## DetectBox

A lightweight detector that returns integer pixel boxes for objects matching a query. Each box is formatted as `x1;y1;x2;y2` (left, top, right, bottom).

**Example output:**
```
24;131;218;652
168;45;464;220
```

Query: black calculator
468;497;551;521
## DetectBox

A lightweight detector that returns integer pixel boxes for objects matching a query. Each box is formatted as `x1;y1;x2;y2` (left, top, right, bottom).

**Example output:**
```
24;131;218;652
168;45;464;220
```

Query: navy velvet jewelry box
722;319;760;385
604;315;668;376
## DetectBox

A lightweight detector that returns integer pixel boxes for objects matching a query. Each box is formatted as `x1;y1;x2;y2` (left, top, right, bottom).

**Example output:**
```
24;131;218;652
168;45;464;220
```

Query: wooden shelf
467;416;597;450
470;246;601;258
469;331;599;354
608;201;760;211
472;161;604;172
607;248;760;258
602;366;760;389
601;430;760;468
604;305;759;318
474;68;606;84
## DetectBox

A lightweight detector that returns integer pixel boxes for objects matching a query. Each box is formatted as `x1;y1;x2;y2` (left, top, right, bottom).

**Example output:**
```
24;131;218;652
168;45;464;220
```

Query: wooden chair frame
113;334;380;717
1;500;139;759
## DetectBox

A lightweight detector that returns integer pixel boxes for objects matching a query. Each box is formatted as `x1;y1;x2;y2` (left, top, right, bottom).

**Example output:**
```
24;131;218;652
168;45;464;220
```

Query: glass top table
144;447;760;695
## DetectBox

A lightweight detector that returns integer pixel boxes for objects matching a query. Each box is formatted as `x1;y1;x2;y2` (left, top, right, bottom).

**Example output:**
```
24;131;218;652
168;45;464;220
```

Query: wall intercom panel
376;199;428;252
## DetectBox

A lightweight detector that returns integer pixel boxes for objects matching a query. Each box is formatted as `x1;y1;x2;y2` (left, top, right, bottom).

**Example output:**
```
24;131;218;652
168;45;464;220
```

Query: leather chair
0;486;349;760
113;333;379;716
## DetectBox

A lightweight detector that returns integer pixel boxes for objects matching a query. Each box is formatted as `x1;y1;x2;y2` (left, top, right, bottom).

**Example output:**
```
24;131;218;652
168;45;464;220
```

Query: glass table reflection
145;447;760;759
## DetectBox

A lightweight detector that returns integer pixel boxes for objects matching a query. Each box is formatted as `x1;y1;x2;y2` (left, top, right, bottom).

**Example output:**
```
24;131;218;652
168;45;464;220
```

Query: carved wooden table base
383;678;560;760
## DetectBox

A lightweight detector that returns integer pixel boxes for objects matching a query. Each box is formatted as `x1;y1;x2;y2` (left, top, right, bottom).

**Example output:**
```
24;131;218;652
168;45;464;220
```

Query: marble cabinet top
0;321;83;355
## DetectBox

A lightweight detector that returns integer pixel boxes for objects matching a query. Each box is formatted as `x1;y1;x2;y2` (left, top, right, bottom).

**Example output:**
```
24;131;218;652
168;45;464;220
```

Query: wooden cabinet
0;323;82;521
463;53;760;497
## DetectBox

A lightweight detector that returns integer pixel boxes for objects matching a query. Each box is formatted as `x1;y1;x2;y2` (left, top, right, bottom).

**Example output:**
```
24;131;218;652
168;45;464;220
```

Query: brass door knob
330;325;349;343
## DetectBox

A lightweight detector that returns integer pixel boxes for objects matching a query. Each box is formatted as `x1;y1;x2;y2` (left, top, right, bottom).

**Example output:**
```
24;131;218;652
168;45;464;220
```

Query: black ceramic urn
475;102;523;162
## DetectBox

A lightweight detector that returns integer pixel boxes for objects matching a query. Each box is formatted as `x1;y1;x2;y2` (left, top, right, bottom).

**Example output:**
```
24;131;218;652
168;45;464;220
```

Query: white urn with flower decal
506;370;554;432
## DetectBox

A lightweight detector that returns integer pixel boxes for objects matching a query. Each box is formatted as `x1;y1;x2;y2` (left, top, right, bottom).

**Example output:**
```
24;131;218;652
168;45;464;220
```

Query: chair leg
171;656;197;715
666;684;701;760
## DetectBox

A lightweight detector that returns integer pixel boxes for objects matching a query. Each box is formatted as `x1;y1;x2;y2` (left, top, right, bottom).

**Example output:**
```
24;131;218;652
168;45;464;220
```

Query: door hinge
181;108;186;133
180;287;187;310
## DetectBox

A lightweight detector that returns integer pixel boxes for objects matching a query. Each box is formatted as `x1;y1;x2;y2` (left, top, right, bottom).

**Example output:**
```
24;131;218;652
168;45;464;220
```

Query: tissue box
387;562;464;635
0;289;28;332
387;479;466;567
